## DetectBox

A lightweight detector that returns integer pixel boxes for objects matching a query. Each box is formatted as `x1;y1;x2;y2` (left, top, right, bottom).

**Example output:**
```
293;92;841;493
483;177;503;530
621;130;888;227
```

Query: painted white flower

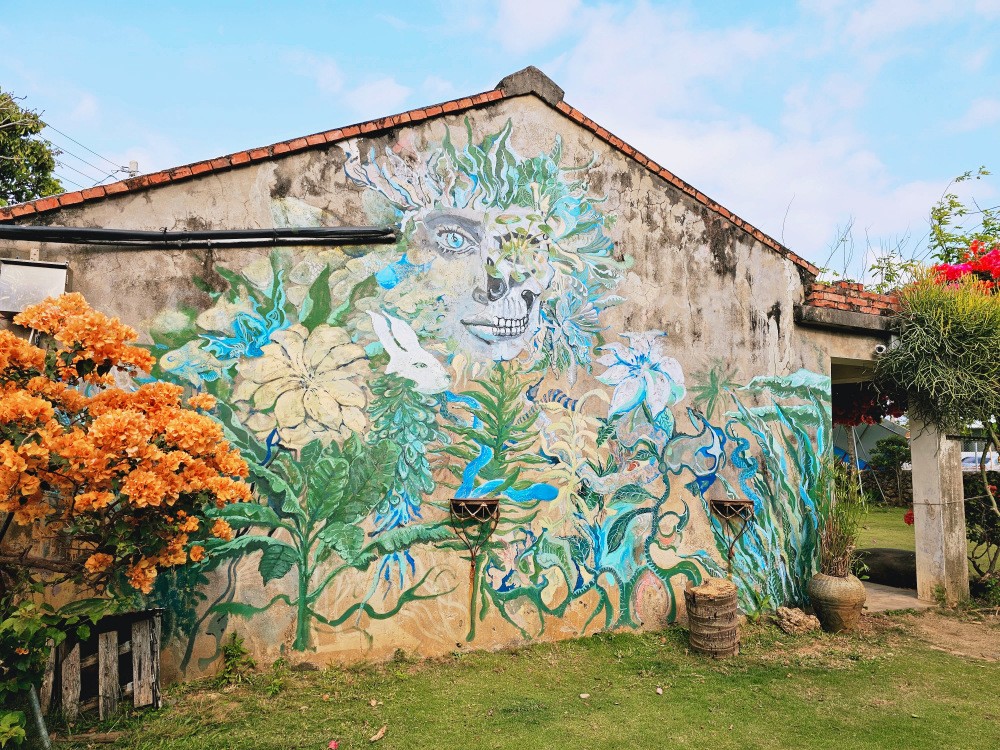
596;331;685;416
232;324;369;448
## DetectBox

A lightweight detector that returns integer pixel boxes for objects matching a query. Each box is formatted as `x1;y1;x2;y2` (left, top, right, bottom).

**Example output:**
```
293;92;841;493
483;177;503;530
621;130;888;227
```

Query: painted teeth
489;315;528;337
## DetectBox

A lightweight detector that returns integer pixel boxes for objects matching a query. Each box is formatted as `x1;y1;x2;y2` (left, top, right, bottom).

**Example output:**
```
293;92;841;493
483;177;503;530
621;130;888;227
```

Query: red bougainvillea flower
932;240;1000;286
903;509;915;526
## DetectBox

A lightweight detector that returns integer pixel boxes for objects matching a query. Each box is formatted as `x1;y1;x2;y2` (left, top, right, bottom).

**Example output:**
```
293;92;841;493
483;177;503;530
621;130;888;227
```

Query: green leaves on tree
0;90;62;206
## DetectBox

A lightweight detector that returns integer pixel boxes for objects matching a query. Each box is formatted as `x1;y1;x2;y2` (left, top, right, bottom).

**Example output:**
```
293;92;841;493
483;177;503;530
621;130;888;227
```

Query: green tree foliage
929;167;999;264
0;89;62;206
867;435;911;505
964;471;1000;579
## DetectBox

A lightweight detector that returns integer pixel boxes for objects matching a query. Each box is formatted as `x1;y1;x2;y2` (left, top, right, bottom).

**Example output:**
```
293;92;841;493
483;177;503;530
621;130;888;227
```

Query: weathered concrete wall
2;94;833;679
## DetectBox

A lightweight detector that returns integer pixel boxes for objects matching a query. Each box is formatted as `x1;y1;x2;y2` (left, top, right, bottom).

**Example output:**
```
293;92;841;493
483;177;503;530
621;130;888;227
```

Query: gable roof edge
0;71;817;277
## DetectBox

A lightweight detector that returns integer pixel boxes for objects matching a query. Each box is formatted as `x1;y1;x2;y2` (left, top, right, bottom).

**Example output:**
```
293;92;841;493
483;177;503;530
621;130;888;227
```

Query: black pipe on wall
0;225;397;249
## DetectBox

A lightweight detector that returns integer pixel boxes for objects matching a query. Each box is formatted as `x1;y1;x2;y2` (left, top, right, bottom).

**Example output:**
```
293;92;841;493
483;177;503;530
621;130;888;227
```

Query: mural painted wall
5;97;836;676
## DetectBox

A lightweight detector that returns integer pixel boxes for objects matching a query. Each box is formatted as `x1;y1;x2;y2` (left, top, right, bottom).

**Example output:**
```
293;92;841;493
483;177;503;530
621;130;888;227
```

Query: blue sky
2;0;998;271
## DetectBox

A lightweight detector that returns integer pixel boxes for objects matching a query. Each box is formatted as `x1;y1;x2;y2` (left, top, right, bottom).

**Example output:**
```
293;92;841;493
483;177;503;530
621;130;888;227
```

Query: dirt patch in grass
901;610;1000;661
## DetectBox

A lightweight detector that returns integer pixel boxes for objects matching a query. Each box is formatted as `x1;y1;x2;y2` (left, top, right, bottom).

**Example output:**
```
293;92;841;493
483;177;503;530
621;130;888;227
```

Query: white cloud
68;93;98;124
959;46;992;72
841;0;956;43
780;74;866;137
552;3;772;119
377;13;409;30
108;131;184;177
494;0;581;54
284;51;343;95
617;116;942;262
422;75;456;101
544;2;957;265
950;98;1000;132
343;77;411;118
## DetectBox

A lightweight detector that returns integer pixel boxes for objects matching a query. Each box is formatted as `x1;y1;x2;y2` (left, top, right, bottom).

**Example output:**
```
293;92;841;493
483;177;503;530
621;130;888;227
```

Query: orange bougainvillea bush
0;293;251;596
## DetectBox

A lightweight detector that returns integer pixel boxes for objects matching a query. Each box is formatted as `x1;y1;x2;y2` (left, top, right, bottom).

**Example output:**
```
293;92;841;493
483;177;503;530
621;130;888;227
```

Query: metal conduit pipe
0;225;397;249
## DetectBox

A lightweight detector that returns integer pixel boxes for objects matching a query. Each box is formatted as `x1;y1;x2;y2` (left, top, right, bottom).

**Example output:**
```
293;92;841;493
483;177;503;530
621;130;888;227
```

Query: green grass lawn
859;507;915;551
859;505;997;574
55;619;1000;750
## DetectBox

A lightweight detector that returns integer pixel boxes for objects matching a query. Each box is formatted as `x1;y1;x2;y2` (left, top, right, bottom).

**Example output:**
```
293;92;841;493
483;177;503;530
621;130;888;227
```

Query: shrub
817;461;868;577
875;274;1000;432
0;293;252;740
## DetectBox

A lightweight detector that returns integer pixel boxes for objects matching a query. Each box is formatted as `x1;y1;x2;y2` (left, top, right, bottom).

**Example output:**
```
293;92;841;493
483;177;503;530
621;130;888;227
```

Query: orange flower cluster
13;293;155;384
1;294;252;594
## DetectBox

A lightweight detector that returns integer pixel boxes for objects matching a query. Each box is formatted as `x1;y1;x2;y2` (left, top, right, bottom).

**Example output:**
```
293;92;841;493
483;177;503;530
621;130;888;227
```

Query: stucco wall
2;95;834;679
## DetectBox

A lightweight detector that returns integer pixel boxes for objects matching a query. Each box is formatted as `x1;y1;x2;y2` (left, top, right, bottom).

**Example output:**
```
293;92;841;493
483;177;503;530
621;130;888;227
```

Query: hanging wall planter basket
449;497;500;523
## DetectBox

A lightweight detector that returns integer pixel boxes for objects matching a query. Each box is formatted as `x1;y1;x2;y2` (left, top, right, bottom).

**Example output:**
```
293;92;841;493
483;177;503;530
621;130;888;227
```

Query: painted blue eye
433;224;477;255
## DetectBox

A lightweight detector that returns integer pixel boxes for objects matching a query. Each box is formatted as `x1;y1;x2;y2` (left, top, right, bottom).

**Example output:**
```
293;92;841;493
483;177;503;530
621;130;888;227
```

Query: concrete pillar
909;418;970;604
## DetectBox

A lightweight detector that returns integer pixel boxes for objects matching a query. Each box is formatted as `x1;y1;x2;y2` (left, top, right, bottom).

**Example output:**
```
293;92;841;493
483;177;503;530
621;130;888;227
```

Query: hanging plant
832;382;906;426
874;272;1000;432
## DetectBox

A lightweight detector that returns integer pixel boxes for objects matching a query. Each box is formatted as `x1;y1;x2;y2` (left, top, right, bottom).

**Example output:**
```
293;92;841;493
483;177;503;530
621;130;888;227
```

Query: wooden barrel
684;577;739;658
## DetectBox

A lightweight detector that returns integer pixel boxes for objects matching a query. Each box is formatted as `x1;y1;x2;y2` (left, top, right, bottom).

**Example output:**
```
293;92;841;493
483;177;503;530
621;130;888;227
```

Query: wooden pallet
40;609;162;721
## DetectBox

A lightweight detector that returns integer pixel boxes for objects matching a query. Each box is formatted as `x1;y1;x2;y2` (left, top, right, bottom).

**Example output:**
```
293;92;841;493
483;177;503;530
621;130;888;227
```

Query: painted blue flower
596;331;685;417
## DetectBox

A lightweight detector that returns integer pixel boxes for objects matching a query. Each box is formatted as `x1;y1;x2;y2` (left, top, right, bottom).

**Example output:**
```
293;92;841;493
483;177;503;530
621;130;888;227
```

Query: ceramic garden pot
807;573;866;633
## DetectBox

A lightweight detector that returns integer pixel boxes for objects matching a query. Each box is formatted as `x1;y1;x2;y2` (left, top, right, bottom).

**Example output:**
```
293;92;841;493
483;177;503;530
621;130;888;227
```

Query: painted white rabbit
368;311;450;394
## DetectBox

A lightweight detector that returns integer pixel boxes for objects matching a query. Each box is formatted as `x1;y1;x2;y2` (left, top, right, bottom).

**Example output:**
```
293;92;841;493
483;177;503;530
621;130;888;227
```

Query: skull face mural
413;206;555;360
342;119;627;375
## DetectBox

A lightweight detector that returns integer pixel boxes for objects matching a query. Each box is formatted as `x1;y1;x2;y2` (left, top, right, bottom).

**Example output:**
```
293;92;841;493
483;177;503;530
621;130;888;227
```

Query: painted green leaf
339;437;399;522
212;502;283;530
308;451;350;522
299;265;333;330
329;275;378;328
740;369;831;401
258;542;298;585
534;535;575;577
214;399;267;463
317;522;364;563
606;508;648;554
354;523;452;570
299;438;326;468
203;533;279;556
744;403;822;427
611;483;653;505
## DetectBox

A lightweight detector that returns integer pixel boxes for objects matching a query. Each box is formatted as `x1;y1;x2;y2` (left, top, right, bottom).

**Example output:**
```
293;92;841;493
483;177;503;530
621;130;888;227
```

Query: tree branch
983;424;1000;518
0;552;78;575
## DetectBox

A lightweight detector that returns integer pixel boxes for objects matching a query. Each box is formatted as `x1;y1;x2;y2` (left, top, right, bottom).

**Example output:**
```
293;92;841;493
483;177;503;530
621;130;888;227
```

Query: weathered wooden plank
131;616;160;708
98;630;120;719
61;642;81;721
39;640;56;713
